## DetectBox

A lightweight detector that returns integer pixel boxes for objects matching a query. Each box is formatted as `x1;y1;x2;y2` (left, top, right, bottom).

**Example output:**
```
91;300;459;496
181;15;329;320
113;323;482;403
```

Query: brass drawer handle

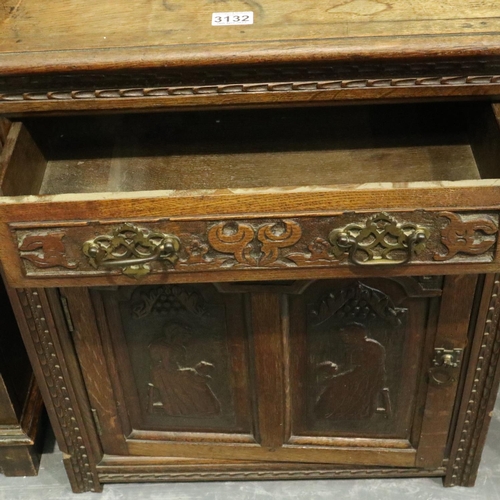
82;223;180;278
329;212;429;266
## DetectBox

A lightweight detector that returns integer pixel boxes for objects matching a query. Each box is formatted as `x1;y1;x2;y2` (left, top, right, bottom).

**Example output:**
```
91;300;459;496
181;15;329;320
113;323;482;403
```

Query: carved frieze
3;64;500;110
11;211;500;280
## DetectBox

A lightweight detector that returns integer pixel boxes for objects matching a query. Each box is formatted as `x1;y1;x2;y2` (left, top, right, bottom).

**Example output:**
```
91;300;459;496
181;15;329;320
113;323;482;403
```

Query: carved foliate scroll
205;220;302;267
434;212;498;261
287;237;333;266
258;221;302;265
207;222;256;266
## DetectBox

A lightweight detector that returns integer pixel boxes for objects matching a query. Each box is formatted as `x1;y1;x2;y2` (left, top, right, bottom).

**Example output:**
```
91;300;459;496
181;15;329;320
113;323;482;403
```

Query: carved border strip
16;289;96;492
2;75;500;102
447;275;500;486
98;467;445;483
1;60;498;86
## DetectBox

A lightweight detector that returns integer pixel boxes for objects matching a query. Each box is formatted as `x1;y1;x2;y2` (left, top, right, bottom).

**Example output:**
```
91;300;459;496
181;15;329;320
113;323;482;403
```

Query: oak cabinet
1;99;500;493
4;0;500;492
1;101;500;492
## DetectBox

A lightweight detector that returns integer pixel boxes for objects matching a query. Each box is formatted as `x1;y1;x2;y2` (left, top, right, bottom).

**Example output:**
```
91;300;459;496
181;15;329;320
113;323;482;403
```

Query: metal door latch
429;348;464;387
432;348;463;368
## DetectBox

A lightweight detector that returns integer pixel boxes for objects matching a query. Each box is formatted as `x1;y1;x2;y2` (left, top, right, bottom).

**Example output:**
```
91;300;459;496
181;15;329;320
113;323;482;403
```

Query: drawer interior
2;102;499;197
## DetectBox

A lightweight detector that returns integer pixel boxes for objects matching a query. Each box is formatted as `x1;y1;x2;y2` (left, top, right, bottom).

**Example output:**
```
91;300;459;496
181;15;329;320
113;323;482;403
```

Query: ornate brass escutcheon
329;212;429;266
428;348;464;387
82;223;181;278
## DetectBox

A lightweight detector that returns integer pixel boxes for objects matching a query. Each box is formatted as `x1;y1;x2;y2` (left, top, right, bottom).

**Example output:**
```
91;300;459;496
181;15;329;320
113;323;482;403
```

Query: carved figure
315;323;391;420
148;323;220;417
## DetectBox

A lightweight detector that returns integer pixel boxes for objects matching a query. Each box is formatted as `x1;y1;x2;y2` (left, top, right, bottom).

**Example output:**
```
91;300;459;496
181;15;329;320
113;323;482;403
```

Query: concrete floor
1;405;500;500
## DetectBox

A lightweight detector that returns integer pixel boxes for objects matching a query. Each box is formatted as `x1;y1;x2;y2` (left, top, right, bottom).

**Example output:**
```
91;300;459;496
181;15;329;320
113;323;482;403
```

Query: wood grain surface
2;0;500;74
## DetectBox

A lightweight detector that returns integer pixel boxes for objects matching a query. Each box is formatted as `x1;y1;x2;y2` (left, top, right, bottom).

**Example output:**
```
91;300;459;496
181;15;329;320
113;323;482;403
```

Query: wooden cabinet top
3;1;500;113
2;0;500;73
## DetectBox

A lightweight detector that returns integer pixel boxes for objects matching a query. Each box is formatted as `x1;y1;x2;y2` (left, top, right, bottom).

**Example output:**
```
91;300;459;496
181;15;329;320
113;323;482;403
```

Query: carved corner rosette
82;223;181;278
434;212;498;262
328;213;429;266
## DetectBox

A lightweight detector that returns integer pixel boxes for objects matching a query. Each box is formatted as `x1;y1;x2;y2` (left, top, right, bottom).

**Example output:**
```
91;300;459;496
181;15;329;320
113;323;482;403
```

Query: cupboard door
63;283;258;458
288;278;433;440
62;276;475;467
286;276;476;468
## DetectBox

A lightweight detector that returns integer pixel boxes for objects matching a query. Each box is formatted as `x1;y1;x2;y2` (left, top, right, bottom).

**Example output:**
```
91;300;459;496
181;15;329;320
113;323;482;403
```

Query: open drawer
0;102;499;287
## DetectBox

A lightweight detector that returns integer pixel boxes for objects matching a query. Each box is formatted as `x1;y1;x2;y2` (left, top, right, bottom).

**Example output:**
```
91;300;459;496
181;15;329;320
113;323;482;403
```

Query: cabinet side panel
5;287;102;493
446;274;500;486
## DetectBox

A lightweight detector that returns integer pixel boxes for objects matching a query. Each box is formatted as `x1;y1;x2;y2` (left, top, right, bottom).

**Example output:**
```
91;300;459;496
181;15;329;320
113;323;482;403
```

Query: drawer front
5;210;499;286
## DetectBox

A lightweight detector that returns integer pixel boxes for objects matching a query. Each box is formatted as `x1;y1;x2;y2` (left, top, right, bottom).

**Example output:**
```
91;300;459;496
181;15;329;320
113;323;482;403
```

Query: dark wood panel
94;284;256;445
288;278;435;443
249;293;285;448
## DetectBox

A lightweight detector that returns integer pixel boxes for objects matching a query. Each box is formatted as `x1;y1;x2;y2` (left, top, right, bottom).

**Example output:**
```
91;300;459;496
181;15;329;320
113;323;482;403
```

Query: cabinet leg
0;446;40;477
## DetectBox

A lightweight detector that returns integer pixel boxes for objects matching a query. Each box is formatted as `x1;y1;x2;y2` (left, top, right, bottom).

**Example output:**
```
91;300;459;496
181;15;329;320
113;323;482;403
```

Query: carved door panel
289;278;433;440
285;276;476;468
61;276;475;467
63;283;256;458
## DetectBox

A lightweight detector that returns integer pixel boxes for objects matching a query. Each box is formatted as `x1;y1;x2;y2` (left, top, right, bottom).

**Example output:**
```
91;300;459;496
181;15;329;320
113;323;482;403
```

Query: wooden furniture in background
0;121;44;477
0;275;44;477
2;0;500;493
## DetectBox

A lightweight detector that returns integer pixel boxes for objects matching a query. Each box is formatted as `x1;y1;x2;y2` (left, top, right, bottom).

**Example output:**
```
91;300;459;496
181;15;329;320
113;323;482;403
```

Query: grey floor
2;404;500;500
